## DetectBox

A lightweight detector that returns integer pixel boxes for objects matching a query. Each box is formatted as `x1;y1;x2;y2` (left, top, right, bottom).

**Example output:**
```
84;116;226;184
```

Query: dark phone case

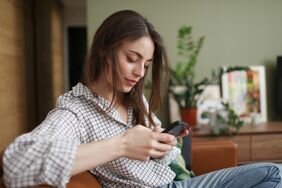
162;120;188;136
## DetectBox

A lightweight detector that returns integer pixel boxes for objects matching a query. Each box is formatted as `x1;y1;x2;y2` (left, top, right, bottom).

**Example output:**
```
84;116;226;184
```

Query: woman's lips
125;78;138;86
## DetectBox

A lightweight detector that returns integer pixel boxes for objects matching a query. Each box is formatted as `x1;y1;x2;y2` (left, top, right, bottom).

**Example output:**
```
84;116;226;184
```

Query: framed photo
221;66;267;123
197;85;222;124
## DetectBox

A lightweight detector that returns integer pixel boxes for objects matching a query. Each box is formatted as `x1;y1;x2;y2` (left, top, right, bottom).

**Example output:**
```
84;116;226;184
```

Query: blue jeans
160;163;282;188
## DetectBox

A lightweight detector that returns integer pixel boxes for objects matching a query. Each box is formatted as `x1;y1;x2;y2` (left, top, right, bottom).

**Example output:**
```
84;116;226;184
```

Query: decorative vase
180;108;197;127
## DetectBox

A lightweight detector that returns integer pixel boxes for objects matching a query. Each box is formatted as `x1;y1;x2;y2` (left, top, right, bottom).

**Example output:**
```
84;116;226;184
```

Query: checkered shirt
3;83;180;188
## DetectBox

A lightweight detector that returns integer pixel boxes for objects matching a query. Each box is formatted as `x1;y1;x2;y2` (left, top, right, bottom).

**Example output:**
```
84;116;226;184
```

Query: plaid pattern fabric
3;83;180;188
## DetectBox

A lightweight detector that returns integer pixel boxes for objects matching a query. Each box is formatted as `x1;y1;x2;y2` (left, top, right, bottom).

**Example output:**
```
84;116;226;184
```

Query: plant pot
180;108;197;127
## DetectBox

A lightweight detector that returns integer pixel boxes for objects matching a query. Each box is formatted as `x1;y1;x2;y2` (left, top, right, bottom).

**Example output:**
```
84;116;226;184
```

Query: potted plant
169;26;208;127
201;101;245;135
169;26;250;128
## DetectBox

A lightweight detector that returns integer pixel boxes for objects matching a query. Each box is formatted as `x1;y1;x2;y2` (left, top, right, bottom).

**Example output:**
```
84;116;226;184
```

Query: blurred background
1;0;282;151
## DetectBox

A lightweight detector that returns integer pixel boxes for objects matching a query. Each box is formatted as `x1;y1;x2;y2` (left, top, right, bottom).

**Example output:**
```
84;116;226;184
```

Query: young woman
3;10;282;188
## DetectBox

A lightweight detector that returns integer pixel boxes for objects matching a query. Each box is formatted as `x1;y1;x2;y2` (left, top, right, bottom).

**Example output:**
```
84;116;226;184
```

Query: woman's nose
133;63;145;78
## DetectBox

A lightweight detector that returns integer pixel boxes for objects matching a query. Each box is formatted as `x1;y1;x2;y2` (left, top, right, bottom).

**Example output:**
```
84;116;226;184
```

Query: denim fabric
159;163;282;188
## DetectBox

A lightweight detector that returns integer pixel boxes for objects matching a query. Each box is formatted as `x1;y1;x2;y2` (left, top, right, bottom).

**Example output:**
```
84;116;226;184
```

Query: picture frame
221;66;267;123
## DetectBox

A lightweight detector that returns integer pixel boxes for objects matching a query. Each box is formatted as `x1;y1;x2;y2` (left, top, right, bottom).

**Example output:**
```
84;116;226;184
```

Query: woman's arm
4;109;175;187
3;109;81;188
71;135;123;175
71;124;176;175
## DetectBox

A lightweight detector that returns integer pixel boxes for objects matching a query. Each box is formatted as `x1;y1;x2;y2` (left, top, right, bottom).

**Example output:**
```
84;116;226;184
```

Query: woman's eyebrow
128;49;153;62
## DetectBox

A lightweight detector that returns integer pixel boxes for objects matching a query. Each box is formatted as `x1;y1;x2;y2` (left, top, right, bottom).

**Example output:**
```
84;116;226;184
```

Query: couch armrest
66;171;101;188
192;140;238;176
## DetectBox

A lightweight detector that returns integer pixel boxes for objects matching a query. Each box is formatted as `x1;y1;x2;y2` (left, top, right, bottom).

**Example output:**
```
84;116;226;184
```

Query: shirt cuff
153;147;181;165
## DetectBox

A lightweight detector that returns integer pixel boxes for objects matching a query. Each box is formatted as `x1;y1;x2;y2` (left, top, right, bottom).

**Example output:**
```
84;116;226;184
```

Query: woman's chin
122;86;134;93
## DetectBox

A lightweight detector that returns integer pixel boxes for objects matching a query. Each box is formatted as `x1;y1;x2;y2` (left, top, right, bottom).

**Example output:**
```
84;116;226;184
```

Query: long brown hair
83;10;168;127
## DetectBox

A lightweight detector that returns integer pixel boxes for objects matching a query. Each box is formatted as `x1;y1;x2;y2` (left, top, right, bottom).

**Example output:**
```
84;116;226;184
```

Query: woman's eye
127;57;137;63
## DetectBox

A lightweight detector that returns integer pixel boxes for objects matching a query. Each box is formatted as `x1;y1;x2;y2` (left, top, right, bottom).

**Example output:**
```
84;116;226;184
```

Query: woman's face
107;36;155;93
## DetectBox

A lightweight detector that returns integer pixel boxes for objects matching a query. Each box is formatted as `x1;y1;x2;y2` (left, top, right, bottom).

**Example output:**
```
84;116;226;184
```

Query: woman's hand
120;125;175;160
152;126;177;147
152;126;189;146
178;129;189;138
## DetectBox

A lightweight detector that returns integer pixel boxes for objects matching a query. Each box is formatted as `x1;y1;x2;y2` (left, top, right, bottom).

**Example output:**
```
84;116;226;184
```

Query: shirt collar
72;82;93;100
72;82;133;126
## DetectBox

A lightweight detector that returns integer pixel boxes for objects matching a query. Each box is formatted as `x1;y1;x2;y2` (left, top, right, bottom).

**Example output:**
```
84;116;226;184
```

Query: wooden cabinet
193;122;282;164
251;134;282;161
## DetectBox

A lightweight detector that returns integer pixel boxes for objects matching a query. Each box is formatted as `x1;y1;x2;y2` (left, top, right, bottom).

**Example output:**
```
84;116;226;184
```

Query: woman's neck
90;79;124;106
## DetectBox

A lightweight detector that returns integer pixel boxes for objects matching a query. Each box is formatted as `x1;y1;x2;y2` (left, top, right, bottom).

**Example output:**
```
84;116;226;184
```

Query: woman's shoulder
56;82;93;111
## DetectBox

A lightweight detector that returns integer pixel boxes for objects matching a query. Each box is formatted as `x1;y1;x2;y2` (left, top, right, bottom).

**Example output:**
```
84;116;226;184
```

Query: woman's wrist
111;134;127;158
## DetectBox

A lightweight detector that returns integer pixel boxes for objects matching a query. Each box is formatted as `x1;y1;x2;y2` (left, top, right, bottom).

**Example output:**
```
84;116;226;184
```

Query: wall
0;0;64;151
35;0;65;122
0;0;27;150
86;0;282;124
51;1;64;109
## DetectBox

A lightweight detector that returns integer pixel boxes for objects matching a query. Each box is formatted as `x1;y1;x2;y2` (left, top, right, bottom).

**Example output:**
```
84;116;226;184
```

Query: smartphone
161;120;188;137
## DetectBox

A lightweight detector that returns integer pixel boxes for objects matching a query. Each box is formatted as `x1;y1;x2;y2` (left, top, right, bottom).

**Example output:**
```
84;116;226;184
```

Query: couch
0;133;237;188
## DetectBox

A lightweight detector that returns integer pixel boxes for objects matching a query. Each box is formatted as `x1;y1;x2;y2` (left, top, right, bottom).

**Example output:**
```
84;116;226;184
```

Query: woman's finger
152;141;173;152
178;129;189;138
152;126;164;133
149;150;167;159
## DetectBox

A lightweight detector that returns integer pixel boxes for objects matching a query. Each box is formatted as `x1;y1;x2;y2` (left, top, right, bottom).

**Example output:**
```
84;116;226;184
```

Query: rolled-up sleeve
3;109;81;188
153;147;181;165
